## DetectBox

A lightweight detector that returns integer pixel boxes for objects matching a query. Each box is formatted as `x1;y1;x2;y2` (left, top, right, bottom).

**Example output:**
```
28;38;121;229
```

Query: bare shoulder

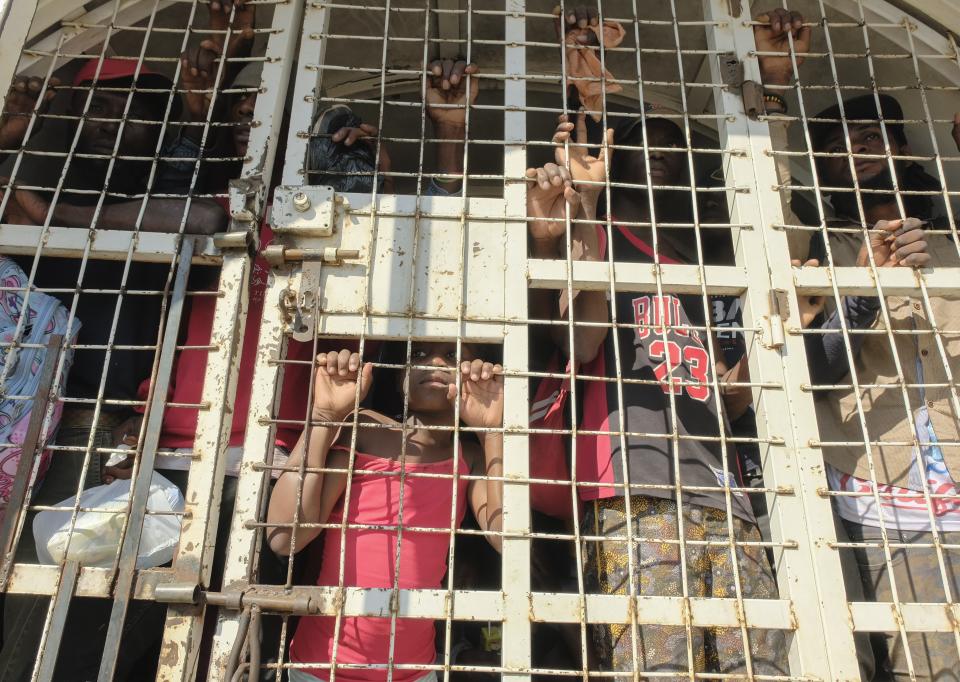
333;409;398;454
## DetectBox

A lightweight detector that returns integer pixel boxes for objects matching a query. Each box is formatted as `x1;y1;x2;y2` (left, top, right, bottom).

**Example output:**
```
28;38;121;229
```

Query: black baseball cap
810;93;906;151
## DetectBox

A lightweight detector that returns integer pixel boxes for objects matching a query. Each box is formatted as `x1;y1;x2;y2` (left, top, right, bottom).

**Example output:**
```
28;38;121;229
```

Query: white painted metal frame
0;0;957;678
152;0;308;679
780;0;960;670
702;2;861;677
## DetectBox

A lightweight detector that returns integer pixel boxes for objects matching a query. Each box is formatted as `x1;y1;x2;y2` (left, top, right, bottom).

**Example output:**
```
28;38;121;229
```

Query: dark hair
366;340;502;419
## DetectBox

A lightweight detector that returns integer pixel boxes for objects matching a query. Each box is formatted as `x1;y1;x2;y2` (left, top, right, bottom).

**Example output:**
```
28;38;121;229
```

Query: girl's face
406;341;476;414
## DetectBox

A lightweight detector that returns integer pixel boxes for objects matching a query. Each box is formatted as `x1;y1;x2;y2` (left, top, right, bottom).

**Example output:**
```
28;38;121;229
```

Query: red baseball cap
73;57;172;88
72;57;180;119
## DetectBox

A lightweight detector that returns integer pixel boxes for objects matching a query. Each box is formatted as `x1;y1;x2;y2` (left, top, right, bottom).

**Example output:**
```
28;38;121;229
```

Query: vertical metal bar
33;560;80;682
96;236;195;682
618;1;662;674
159;0;305;676
280;0;331;187
0;334;63;587
702;0;860;678
501;1;531;679
207;277;287;680
0;0;38;97
155;248;249;682
663;0;753;672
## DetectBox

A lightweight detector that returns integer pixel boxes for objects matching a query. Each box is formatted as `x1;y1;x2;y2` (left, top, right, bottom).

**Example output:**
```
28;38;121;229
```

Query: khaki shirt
815;228;960;486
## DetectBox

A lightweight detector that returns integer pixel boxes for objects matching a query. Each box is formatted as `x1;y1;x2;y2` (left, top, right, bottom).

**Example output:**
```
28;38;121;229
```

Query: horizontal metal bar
0;225;222;263
4;564;174;599
531;593;795;630
152;583;796;629
793;265;960;297
528;259;749;294
850;601;960;633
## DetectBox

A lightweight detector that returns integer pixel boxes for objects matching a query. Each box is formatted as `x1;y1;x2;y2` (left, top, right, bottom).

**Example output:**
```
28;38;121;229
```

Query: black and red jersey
574;225;754;521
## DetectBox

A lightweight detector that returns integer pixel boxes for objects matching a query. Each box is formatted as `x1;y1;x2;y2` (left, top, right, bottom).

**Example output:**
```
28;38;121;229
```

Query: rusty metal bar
96;236;194;682
155;248;249;682
33;560;79;682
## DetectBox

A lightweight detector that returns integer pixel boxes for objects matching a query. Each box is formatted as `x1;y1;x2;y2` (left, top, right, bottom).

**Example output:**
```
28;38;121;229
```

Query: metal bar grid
0;2;295;682
761;0;960;677
0;8;217;672
0;0;957;680
0;0;270;561
152;0;308;679
215;2;806;681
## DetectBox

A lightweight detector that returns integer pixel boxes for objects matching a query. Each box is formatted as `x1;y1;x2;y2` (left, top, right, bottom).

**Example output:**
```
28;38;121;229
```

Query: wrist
531;235;561;257
579;193;601;219
477;426;503;441
311;408;350;424
432;120;467;140
759;69;791;88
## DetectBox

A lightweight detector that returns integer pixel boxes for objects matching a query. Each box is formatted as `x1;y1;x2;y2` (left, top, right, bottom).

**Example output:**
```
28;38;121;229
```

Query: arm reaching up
455;358;505;552
267;350;373;556
426;58;479;194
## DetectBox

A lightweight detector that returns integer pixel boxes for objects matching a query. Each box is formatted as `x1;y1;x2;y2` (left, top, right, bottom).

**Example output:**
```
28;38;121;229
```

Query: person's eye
866;132;881;142
830;145;845;154
446;350;458;360
412;349;427;359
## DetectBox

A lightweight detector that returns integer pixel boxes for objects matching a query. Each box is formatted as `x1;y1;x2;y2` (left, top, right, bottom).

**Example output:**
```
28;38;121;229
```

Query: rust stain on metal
158;640;181;668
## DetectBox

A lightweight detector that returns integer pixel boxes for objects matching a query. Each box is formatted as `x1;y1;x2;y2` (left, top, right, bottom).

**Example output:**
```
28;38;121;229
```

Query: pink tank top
290;446;470;681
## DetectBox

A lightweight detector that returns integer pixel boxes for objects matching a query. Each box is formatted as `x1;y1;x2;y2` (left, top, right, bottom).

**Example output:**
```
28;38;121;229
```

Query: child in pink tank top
267;341;505;682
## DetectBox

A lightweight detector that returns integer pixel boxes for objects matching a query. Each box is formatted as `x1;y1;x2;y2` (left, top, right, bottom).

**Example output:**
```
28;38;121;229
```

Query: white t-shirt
827;406;960;531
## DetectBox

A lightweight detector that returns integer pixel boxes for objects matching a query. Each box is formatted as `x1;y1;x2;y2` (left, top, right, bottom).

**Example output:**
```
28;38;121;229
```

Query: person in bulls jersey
527;11;796;672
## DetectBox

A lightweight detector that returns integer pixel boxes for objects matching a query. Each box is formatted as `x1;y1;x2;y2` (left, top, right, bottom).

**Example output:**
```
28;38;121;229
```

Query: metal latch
267;185;358;340
211;177;263;256
716;53;764;120
262;245;360;267
768;288;790;349
741;80;765;120
156;583;323;681
719;52;743;87
272;185;345;237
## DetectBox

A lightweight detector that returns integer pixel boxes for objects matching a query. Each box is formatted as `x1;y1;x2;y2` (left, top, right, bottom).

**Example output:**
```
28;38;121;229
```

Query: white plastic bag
33;471;184;569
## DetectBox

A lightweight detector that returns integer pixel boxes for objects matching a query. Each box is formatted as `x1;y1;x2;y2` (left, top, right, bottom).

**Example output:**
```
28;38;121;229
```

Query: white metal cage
0;0;956;680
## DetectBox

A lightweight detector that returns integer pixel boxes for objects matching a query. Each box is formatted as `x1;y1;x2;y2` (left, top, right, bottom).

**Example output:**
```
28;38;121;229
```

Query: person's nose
427;353;448;368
